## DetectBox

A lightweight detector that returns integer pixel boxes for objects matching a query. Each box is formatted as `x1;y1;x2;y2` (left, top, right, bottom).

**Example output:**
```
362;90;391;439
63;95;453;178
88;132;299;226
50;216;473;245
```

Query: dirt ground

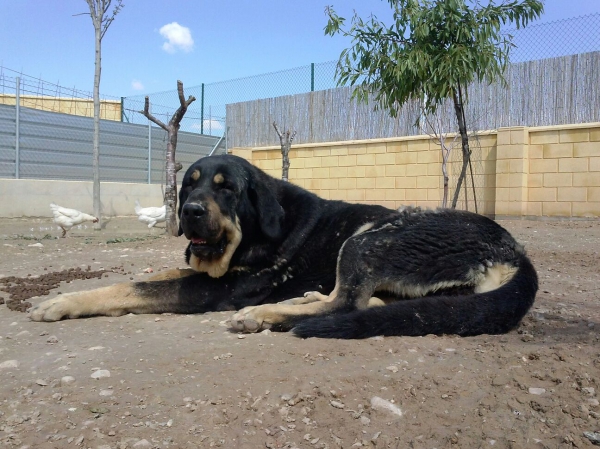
0;216;599;449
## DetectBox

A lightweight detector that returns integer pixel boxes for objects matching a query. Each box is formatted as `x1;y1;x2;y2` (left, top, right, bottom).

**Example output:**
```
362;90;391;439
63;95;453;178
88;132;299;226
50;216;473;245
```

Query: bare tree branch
168;80;196;127
139;81;196;236
140;96;168;131
273;122;296;182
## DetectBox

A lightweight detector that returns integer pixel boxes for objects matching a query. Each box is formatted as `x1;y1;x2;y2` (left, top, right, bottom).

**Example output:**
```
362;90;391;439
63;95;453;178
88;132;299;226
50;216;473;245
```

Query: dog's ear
248;176;284;241
177;186;191;236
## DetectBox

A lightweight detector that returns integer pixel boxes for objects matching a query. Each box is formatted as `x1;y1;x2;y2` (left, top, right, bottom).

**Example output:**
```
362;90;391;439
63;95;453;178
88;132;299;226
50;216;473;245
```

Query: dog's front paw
230;306;273;333
29;294;82;322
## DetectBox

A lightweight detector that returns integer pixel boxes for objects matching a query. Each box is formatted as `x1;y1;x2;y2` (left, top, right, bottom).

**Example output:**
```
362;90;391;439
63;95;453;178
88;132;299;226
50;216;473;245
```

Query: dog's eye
219;182;235;192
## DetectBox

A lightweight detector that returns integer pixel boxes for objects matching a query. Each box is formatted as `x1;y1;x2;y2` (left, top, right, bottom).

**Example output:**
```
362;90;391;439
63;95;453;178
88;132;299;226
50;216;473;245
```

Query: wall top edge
233;122;600;152
526;121;600;133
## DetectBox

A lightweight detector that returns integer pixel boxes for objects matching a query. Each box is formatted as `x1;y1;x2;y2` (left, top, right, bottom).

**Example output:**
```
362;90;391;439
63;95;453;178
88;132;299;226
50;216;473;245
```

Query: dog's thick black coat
31;154;538;339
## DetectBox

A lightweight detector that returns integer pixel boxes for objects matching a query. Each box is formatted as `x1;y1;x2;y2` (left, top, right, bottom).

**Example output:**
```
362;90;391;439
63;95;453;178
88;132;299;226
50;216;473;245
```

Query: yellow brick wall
528;124;600;218
0;95;122;121
230;122;600;219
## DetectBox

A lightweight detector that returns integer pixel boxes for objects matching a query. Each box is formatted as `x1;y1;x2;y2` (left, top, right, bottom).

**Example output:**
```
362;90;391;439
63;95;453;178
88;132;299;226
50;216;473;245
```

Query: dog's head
178;154;284;278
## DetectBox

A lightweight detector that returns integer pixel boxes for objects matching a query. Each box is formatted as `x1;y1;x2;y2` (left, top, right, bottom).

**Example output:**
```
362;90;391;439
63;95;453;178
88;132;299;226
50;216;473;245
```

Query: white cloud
191;120;224;134
159;22;194;53
131;80;144;91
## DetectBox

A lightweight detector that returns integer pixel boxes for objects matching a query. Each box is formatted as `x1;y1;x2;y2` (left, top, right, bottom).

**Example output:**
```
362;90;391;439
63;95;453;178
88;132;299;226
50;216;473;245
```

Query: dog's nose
182;203;206;218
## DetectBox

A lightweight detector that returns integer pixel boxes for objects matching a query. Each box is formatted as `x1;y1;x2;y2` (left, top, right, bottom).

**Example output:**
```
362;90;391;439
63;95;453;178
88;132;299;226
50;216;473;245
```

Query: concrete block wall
497;123;600;218
231;123;600;219
0;179;165;218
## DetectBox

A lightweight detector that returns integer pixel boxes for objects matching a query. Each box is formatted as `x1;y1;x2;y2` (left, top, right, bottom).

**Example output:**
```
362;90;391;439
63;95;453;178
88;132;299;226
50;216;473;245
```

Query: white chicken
134;200;166;228
49;203;99;238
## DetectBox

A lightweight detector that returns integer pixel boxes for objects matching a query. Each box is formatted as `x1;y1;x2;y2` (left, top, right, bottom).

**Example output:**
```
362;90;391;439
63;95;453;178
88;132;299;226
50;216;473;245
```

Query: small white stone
61;376;76;386
0;360;19;369
582;387;595;396
370;396;403;417
528;387;546;395
99;389;114;396
91;369;111;379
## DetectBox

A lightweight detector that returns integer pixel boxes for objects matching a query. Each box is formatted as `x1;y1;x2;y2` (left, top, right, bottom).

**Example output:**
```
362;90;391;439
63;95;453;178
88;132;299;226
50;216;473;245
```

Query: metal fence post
311;63;315;92
147;105;152;184
200;83;205;134
15;76;20;179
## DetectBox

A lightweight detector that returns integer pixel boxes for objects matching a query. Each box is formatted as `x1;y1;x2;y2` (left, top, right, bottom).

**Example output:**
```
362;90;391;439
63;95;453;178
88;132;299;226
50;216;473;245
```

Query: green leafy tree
325;0;543;209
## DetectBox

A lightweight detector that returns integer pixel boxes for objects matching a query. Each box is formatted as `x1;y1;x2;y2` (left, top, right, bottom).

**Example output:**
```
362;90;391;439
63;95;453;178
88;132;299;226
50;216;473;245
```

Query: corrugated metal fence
226;51;600;148
0;104;225;182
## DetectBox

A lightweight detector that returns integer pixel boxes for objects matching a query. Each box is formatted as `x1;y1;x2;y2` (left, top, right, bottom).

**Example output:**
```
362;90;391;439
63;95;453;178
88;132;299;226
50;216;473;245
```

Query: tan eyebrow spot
191;169;200;181
213;173;224;184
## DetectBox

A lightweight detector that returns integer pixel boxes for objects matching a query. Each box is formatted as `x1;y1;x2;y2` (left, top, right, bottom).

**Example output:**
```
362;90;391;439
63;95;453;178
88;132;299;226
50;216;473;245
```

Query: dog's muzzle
181;202;228;259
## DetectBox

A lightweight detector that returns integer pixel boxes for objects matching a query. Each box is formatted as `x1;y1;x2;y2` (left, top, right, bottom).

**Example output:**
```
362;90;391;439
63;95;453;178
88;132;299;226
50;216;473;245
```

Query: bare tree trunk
92;23;102;230
142;81;195;236
83;0;123;230
468;156;478;214
273;122;296;182
422;110;457;209
451;86;472;210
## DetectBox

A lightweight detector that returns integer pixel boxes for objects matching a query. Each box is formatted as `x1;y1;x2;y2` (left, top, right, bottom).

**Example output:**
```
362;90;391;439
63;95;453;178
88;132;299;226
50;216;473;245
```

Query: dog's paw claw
230;307;271;333
29;300;66;322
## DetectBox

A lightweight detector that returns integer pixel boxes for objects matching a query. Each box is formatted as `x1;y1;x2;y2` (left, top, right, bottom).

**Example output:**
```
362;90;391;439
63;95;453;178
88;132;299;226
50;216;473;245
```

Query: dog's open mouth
189;235;228;259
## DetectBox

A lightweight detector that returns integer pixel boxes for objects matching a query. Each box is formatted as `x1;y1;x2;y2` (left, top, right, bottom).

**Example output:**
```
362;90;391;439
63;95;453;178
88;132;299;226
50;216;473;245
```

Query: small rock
143;267;154;273
99;389;114;396
28;243;44;248
582;387;596;396
386;365;399;373
46;335;59;344
330;400;345;409
583;431;600;445
61;376;76;386
528;387;546;395
35;379;48;386
0;360;19;369
370;396;402;417
133;439;151;448
91;369;111;379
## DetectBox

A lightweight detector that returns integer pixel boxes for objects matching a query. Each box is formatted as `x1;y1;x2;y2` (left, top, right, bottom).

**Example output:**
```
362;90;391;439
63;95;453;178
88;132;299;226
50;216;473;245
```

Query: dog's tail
292;255;538;339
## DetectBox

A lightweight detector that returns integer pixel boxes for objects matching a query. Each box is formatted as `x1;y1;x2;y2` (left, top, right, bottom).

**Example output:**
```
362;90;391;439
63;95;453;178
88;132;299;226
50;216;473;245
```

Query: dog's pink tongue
191;238;206;245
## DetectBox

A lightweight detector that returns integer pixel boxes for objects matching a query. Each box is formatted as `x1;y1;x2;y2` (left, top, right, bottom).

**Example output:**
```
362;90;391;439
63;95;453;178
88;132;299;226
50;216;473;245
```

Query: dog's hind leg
230;235;384;333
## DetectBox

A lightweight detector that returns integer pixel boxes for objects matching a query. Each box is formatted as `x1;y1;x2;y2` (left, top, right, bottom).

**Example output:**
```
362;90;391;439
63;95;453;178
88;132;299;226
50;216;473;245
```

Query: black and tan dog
30;154;538;339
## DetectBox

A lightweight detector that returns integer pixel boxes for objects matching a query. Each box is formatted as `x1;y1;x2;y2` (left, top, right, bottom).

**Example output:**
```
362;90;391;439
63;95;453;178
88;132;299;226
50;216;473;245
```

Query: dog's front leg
29;269;263;322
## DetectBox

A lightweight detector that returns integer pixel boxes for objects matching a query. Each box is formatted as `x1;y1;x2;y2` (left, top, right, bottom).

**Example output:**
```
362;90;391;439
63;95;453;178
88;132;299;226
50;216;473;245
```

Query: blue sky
1;0;600;98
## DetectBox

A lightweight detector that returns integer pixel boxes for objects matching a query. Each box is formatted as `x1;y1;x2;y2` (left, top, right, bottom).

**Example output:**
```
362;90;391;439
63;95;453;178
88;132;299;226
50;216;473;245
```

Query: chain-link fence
0;66;122;120
121;61;338;137
122;13;600;139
